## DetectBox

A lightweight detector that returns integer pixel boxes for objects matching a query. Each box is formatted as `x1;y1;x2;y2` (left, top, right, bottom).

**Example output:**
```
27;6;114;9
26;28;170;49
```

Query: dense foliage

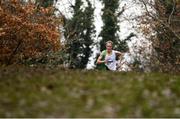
0;0;62;65
99;0;128;52
139;0;180;73
35;0;55;8
153;0;180;72
64;0;95;69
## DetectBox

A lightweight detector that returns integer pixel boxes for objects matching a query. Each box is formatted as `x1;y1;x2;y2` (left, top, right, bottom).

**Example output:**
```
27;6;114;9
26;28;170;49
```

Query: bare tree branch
168;0;176;25
139;0;180;40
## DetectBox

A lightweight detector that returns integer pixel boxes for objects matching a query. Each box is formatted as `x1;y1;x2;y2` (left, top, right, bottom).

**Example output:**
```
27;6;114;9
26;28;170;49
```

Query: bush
0;0;62;65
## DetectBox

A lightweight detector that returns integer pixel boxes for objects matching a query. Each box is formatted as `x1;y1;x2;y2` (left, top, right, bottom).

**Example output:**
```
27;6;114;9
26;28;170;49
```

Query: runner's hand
104;59;108;64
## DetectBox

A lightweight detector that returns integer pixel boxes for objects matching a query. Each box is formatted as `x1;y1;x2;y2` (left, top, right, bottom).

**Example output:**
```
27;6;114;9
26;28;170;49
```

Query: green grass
0;66;179;117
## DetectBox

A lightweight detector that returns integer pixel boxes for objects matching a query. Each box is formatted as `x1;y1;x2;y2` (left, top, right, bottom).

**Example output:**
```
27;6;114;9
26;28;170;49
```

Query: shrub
0;0;62;65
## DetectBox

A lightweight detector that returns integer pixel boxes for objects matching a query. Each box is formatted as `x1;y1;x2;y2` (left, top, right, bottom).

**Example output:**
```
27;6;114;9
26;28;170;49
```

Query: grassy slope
0;66;179;117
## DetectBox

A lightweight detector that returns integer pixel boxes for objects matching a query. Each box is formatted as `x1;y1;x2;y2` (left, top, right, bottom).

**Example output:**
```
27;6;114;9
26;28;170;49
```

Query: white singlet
105;50;117;71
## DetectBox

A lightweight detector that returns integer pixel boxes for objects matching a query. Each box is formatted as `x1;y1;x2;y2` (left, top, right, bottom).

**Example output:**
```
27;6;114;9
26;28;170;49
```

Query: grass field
0;65;179;117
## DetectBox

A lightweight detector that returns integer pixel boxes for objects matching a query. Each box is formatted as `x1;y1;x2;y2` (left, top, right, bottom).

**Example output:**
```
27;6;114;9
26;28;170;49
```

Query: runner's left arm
115;51;124;56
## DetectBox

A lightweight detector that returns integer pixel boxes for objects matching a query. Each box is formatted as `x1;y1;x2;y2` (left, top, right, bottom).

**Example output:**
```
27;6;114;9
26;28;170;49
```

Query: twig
139;0;180;40
168;0;176;25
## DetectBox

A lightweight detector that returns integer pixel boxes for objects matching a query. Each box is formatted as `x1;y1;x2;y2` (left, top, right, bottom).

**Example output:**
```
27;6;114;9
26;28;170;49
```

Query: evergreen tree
99;0;128;51
64;0;95;69
80;1;96;68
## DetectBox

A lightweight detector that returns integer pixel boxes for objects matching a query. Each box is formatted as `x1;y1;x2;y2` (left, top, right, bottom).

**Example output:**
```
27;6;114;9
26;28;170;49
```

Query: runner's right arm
97;52;107;64
97;55;105;64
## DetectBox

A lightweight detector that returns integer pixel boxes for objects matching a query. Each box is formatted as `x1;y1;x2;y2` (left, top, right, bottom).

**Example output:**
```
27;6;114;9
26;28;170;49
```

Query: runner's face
106;43;112;52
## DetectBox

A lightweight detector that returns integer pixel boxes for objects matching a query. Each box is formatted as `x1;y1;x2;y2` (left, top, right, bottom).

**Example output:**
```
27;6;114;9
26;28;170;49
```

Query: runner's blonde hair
106;40;113;46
